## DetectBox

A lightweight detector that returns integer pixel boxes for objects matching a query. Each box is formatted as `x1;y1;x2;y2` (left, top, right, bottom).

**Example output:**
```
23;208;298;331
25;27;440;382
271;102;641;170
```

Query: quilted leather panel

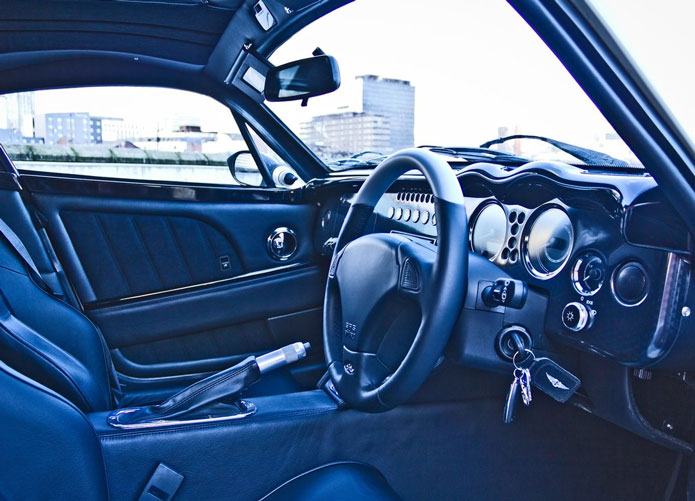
61;210;244;301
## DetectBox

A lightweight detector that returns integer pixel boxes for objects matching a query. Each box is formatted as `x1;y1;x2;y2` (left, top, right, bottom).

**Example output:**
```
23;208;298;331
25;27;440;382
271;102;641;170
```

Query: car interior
1;0;695;500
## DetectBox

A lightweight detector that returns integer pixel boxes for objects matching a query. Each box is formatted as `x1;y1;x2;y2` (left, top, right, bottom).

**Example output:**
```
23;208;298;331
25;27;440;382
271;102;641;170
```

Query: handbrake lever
107;342;310;428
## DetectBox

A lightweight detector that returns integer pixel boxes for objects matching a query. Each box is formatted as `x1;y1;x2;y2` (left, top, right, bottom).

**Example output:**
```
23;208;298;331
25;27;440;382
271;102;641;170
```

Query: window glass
0;87;255;184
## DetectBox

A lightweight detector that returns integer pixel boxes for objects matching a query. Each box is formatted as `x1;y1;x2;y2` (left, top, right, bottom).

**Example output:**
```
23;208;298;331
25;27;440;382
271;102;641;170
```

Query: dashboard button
562;302;589;332
612;262;648;306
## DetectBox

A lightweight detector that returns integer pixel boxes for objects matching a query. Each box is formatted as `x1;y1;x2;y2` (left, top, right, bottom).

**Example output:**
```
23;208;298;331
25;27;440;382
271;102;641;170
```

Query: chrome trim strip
107;400;257;430
86;262;312;309
650;253;686;355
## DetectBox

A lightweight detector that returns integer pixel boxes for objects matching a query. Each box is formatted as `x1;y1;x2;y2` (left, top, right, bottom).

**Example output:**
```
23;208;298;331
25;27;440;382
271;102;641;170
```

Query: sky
29;0;695;154
269;0;695;150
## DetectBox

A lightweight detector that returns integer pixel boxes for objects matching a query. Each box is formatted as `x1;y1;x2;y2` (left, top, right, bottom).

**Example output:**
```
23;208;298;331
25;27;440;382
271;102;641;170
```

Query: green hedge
4;144;229;166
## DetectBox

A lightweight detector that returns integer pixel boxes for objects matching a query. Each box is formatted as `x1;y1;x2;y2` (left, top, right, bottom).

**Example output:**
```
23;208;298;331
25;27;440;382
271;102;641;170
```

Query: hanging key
503;372;521;423
516;368;532;406
513;349;535;406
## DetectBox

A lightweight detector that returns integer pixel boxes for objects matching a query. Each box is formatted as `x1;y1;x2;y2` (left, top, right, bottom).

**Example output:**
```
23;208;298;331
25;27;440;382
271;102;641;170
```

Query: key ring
513;348;535;370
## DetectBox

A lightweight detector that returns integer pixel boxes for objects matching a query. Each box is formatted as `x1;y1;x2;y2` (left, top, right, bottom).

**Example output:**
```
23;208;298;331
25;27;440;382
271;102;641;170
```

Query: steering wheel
323;149;468;412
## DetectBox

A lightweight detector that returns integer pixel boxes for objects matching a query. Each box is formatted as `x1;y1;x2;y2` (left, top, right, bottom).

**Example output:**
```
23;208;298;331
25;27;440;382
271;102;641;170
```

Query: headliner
0;0;243;65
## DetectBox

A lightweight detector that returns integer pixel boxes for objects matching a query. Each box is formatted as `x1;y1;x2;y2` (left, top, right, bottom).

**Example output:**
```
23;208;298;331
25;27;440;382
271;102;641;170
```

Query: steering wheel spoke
396;239;436;310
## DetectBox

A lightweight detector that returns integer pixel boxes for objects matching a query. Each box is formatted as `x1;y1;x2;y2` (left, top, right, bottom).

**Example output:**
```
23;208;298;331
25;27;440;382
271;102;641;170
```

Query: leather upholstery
59;210;245;302
0;360;108;500
260;462;400;501
0;237;114;412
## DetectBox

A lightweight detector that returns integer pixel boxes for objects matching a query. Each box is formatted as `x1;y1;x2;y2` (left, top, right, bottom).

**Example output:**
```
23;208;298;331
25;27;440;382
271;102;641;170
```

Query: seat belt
0;218;58;297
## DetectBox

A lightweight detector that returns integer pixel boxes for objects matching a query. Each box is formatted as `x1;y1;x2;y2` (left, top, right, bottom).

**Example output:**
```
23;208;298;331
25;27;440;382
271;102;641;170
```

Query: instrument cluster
470;202;574;280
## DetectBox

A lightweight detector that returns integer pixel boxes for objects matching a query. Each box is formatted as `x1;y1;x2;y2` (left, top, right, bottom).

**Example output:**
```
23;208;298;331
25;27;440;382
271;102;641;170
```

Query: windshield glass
268;0;641;169
588;0;695;146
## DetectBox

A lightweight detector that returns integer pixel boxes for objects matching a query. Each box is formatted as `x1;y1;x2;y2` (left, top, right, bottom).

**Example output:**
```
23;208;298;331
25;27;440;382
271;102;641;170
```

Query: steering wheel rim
323;148;468;412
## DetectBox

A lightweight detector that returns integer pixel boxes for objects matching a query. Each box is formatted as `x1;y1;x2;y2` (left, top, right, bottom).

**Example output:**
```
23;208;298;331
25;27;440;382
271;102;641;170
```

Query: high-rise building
301;74;414;159
0;92;36;139
358;75;414;152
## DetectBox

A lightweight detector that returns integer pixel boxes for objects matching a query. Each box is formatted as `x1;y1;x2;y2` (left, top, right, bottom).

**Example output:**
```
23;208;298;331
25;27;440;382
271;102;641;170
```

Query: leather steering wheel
323;149;468;412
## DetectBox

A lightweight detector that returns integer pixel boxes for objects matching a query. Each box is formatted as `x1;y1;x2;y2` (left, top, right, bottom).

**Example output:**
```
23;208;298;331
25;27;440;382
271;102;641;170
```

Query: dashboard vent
396;192;434;203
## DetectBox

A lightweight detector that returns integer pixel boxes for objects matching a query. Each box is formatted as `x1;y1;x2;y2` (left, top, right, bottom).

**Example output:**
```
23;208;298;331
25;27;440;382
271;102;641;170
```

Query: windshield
587;0;695;147
268;0;641;169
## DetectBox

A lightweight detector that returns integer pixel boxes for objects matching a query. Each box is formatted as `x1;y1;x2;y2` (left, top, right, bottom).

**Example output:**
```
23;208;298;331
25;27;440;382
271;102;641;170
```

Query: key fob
531;357;580;403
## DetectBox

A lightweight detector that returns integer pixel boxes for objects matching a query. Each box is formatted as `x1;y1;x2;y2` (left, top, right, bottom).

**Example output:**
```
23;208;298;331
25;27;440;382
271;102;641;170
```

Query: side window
0;87;260;185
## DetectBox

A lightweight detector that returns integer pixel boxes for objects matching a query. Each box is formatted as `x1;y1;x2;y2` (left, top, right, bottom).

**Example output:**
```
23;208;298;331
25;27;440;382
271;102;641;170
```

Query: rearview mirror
227;151;264;187
264;54;341;103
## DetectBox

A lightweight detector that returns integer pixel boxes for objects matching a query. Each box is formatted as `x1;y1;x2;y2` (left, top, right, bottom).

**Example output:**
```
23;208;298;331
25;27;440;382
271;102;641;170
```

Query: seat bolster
260;462;401;501
0;263;113;412
0;360;108;500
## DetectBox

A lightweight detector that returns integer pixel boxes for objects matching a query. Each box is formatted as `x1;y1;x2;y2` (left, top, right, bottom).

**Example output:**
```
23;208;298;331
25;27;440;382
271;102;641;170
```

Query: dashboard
310;161;691;368
307;159;695;452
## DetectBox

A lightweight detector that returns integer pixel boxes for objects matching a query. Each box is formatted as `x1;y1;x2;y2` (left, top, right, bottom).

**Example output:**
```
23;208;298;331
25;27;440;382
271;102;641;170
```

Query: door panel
87;265;323;349
27;178;326;396
60;210;246;302
33;193;318;305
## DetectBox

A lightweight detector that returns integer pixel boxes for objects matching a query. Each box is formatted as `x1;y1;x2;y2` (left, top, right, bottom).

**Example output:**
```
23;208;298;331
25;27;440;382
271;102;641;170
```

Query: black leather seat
0;226;116;412
261;462;400;501
0;359;400;500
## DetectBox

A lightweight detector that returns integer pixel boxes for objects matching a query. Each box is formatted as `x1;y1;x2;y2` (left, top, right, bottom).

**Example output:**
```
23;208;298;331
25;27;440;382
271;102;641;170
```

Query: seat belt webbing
0;218;54;295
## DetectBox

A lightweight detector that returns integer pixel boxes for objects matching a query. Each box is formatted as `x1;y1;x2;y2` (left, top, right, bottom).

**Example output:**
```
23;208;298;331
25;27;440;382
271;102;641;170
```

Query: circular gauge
572;252;606;296
523;207;574;279
471;203;507;260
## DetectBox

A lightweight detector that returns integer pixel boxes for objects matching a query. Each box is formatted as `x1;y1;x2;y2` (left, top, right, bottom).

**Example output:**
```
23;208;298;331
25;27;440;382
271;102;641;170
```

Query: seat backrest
0;359;109;500
0;231;114;412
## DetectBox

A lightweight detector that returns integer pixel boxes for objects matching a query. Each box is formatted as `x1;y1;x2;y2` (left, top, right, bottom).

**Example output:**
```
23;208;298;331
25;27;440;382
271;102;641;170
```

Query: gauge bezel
571;251;606;296
522;204;574;280
469;201;508;261
610;261;649;307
